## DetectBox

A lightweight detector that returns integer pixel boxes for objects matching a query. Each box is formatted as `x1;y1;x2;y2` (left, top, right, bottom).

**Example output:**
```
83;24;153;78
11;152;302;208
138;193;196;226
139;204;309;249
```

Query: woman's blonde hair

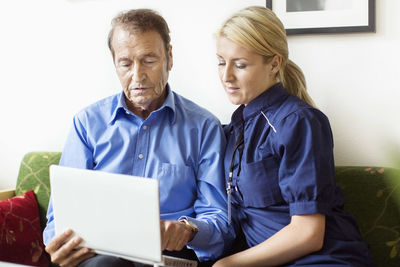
216;6;315;106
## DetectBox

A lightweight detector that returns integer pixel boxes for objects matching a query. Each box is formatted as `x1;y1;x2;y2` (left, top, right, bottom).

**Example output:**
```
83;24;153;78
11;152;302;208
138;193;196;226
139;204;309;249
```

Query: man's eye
218;61;226;66
144;58;157;64
120;62;131;67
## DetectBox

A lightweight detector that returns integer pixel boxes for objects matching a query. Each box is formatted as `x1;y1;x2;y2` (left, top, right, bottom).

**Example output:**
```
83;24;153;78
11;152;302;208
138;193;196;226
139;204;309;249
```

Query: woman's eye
218;61;226;66
235;63;246;69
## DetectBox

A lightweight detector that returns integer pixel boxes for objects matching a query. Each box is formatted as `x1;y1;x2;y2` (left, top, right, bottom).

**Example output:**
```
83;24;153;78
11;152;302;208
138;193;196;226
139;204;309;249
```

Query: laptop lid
49;165;162;265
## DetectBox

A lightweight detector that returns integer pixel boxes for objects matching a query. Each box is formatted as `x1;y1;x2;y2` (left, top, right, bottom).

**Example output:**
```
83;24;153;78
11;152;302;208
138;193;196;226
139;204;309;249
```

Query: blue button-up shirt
43;85;234;260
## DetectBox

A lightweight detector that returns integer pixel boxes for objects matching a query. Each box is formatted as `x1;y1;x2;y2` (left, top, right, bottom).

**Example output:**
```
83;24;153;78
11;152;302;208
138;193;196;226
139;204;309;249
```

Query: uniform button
138;154;144;159
143;125;148;130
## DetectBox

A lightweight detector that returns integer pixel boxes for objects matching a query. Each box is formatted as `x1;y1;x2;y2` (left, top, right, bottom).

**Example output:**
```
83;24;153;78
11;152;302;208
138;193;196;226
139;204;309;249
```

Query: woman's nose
222;65;234;82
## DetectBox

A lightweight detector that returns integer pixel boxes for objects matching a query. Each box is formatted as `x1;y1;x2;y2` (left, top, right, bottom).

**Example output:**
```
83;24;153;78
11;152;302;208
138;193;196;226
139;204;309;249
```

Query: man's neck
125;91;168;120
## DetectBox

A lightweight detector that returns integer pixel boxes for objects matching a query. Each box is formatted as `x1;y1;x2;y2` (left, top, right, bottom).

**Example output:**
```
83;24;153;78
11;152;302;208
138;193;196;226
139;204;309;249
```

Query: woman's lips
226;86;240;93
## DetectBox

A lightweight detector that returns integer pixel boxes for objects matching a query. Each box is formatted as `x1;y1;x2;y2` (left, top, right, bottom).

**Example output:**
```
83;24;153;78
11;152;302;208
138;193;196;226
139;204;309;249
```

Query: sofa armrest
0;189;16;200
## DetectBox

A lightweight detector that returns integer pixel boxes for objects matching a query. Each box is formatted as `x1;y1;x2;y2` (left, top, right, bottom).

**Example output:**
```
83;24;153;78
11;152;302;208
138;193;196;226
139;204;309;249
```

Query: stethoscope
226;129;244;224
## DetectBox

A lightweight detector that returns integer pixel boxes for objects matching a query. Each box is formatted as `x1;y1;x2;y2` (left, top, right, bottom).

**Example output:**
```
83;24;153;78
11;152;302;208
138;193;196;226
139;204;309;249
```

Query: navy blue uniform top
224;83;373;266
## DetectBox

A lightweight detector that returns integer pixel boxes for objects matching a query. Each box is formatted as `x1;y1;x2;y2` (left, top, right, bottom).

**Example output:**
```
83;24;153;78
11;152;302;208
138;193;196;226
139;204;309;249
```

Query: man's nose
131;63;145;83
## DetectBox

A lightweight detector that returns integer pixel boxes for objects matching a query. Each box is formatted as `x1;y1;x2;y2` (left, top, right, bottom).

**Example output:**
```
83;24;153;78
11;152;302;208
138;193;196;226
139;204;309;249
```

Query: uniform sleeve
184;119;235;261
276;108;336;216
43;114;94;245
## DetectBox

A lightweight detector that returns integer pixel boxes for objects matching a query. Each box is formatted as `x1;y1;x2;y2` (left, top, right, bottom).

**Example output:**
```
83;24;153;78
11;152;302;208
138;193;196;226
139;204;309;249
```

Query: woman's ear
271;54;282;73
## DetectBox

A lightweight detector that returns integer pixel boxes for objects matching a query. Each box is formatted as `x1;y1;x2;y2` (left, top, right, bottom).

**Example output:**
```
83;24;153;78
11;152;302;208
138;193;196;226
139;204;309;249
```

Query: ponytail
280;59;315;107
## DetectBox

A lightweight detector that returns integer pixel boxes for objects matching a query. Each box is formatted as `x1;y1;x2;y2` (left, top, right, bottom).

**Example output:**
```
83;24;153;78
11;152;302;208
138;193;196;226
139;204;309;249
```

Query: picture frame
266;0;375;35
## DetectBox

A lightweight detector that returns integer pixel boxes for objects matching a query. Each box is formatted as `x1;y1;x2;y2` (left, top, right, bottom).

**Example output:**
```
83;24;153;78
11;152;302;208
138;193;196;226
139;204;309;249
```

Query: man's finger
162;220;193;251
168;228;192;251
59;247;95;267
45;229;74;254
71;252;96;266
50;236;83;264
161;231;170;251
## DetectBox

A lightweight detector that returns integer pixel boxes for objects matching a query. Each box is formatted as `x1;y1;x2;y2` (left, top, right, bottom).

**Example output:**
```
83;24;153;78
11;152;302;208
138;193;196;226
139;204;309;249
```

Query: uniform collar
243;83;288;120
108;83;176;124
230;83;288;126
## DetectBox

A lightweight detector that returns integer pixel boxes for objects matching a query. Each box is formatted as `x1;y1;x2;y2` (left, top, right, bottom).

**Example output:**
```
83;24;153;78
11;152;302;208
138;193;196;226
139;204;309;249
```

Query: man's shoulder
75;92;120;119
172;91;220;123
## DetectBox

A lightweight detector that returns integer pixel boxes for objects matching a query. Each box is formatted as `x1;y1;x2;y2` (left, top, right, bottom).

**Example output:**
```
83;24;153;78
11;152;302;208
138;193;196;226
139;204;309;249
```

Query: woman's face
216;36;280;106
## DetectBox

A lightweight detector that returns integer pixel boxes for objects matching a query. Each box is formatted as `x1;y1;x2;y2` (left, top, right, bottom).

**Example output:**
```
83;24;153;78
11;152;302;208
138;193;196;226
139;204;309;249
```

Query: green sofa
1;152;400;266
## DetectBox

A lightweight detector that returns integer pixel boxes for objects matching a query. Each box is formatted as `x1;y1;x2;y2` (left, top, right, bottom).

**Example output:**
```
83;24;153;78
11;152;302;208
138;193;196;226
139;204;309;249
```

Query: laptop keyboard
162;255;198;267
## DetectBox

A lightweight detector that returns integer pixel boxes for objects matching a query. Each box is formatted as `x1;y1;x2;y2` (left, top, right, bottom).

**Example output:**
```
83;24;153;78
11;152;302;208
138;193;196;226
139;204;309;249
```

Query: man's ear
167;45;173;71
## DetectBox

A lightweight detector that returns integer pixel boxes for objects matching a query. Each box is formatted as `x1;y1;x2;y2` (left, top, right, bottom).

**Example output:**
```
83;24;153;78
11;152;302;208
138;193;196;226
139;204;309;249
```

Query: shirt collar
108;83;176;124
231;83;288;126
160;84;177;123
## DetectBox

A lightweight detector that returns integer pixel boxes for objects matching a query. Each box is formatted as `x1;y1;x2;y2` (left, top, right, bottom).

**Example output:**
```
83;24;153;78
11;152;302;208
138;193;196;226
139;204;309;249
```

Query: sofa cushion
335;166;400;267
0;190;49;266
15;152;61;229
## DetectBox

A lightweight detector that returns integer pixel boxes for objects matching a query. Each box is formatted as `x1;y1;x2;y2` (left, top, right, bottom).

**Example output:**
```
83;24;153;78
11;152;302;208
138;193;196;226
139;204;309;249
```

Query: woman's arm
213;213;325;267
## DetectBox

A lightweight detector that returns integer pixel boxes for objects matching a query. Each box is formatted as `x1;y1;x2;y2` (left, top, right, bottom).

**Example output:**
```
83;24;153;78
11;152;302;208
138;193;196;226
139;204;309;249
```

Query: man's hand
45;229;96;267
160;220;196;251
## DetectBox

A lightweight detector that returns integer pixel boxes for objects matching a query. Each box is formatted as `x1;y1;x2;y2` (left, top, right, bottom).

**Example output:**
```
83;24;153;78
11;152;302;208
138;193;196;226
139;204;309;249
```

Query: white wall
0;0;399;189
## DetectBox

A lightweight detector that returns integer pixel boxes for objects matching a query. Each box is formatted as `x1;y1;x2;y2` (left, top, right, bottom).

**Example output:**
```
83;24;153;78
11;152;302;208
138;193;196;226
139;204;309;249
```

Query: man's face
112;27;172;113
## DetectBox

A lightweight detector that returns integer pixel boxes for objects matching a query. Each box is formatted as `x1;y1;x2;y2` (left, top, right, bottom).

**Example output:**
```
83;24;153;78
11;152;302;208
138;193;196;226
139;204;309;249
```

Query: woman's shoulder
274;95;330;127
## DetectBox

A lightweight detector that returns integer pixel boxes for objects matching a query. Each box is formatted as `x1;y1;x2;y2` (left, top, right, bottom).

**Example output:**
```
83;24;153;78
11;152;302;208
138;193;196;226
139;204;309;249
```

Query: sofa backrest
16;152;61;230
15;152;400;266
336;166;400;267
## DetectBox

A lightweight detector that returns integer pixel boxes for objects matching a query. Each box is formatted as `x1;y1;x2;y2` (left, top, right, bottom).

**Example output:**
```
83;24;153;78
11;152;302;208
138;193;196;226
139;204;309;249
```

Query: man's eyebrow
143;53;160;59
117;57;130;63
117;53;159;62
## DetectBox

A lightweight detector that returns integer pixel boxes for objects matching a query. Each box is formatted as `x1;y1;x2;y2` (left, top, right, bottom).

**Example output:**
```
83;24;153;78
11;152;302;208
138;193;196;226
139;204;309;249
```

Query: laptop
49;165;197;267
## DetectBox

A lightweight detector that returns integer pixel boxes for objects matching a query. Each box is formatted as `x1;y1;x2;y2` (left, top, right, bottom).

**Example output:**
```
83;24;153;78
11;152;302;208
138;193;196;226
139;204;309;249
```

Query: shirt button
143;125;148;130
138;154;144;159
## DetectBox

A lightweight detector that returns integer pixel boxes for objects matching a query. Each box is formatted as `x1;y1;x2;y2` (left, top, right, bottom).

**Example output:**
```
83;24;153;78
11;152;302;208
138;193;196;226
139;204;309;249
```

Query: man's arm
44;115;94;243
43;115;95;265
184;119;235;261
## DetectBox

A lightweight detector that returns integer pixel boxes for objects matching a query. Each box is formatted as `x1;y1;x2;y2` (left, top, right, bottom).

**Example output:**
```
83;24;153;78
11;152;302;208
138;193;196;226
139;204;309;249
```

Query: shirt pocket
238;156;283;208
157;163;197;213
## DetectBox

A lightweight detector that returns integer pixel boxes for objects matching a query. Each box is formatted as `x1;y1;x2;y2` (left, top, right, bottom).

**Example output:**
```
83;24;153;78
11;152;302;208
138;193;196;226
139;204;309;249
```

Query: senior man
43;9;234;267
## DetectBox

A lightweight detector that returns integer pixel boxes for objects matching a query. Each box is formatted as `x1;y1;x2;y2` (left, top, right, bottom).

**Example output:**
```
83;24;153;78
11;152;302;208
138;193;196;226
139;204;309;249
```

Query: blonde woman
214;6;373;266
